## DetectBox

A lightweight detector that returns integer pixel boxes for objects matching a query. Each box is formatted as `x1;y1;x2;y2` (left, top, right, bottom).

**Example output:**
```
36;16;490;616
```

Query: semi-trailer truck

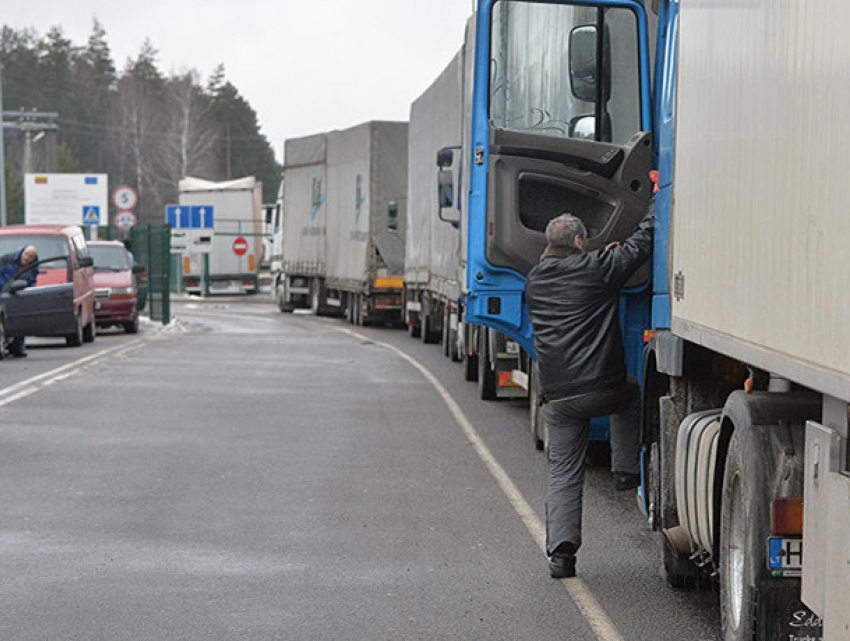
405;47;464;352
464;0;848;638
273;122;408;323
178;176;263;295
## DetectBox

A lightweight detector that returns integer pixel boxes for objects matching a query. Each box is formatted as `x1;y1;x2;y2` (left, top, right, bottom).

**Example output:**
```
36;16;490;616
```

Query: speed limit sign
112;185;138;211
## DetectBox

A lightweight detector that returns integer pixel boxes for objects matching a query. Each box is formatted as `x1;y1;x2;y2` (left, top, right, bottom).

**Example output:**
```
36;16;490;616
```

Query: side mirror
436;148;454;168
569;25;611;103
132;264;146;275
9;279;28;294
387;201;399;232
438;169;454;209
78;255;94;268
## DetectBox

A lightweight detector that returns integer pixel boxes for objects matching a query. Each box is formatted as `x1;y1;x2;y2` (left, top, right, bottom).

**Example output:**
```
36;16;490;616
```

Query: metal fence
104;225;171;325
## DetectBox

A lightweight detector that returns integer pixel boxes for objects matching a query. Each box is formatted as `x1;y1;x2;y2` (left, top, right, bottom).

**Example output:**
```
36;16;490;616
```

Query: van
0;225;97;346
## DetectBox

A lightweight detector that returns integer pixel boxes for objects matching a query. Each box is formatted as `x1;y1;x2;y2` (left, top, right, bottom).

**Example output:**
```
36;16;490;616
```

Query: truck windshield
490;1;642;145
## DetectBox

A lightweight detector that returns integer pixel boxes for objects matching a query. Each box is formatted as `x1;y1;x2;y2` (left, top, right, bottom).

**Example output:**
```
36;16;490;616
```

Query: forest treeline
1;20;281;227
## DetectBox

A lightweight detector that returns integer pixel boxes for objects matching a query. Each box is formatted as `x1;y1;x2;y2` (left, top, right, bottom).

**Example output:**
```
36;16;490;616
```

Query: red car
0;224;97;346
88;241;142;333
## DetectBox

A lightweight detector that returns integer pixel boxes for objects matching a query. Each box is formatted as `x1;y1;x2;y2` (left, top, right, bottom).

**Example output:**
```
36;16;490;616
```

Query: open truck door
466;0;654;356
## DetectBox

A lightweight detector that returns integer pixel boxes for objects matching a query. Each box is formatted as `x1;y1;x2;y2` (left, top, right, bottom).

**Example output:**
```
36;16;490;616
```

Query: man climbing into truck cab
526;201;654;579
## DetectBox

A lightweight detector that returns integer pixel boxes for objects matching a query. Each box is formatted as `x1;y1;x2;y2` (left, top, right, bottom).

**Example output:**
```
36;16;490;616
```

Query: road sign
112;185;138;211
232;237;248;256
82;205;101;225
191;206;214;229
170;229;190;254
115;211;137;230
166;205;214;229
25;174;108;227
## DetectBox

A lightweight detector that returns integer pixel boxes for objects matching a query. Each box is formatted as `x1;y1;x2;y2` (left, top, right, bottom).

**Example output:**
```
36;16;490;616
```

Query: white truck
274;122;408;324
404;48;464;352
178;176;263;295
272;133;328;312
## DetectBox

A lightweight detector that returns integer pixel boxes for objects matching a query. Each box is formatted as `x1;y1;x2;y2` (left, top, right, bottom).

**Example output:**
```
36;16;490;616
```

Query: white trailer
272;133;328;312
323;121;408;325
405;49;464;354
178;176;262;295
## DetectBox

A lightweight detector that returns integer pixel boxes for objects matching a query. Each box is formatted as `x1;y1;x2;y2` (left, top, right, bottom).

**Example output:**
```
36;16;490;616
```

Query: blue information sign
166;204;213;229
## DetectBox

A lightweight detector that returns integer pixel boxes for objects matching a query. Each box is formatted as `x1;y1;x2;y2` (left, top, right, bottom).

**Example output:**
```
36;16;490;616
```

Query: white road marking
335;326;624;641
0;340;145;407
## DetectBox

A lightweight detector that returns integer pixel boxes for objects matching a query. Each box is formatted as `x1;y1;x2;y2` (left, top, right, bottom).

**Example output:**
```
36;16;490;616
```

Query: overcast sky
6;0;476;163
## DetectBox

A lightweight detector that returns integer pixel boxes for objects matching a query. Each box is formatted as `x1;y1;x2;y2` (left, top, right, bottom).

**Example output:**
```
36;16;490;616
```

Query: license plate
768;537;803;576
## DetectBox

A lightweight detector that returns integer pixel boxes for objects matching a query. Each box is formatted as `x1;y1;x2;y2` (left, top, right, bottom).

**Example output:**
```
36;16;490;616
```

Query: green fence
104;225;171;325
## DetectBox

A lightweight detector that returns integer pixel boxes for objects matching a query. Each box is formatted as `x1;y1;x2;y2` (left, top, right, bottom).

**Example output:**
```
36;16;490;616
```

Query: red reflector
644;329;655;344
771;498;804;536
489;222;494;236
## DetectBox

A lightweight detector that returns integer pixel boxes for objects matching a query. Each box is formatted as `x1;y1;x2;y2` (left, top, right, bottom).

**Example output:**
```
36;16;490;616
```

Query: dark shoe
549;542;577;579
549;552;576;579
614;472;640;491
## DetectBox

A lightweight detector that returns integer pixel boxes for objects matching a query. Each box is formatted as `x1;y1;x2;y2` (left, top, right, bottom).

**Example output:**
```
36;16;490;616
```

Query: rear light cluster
374;296;400;308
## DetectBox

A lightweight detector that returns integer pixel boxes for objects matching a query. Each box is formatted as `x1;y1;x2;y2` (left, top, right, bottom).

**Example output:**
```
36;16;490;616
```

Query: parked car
88;240;143;333
0;225;97;347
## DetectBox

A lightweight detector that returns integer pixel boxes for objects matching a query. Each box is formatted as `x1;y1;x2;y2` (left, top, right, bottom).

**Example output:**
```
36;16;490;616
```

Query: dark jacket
526;204;655;401
0;248;38;290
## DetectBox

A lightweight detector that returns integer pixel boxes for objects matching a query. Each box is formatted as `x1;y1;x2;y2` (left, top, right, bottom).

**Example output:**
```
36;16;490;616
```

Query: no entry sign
232;236;248;256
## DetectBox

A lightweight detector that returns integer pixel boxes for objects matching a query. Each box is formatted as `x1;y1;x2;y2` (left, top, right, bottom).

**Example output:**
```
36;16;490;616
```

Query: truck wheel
277;282;294;313
530;364;544;450
462;325;478;382
448;313;460;362
421;304;437;344
66;312;83;347
310;280;323;316
720;427;773;641
442;307;451;357
478;329;497;401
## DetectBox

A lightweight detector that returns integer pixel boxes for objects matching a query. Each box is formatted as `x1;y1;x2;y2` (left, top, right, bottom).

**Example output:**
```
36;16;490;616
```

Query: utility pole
2;110;59;225
0;62;6;226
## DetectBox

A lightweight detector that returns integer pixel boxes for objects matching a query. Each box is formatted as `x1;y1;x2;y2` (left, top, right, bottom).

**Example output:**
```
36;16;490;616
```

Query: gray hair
545;214;587;248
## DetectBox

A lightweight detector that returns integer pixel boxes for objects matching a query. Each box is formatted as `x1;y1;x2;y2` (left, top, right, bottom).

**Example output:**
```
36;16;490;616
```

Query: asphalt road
0;298;721;640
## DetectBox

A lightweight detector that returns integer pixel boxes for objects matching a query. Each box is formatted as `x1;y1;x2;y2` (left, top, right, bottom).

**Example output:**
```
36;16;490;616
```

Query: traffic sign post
166;204;214;254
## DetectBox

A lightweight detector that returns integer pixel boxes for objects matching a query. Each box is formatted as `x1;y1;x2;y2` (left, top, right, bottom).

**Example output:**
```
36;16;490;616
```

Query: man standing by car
525;203;654;579
0;245;39;357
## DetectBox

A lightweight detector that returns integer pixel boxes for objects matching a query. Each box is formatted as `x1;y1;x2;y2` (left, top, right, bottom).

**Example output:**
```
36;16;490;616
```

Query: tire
0;317;6;360
421;303;437;344
310;279;323;316
478;329;497;401
442;307;451;357
448;314;460;362
83;317;96;343
124;313;140;334
66;313;83;347
530;364;544;450
462;325;478;382
354;295;364;327
344;293;354;324
277;282;294;313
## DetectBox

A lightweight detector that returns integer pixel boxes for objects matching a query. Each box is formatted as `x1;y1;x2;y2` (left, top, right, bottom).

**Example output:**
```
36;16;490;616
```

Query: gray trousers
543;376;641;556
